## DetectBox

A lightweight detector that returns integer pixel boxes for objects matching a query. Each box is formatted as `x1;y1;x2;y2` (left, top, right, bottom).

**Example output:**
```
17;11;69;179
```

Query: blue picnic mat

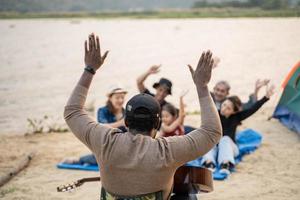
57;163;99;171
186;128;262;180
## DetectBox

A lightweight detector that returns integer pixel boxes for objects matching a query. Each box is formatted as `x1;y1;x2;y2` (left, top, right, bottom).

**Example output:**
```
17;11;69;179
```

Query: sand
0;107;299;200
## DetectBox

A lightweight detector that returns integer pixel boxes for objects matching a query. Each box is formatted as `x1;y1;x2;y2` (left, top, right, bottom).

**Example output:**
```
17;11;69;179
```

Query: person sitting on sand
156;93;186;138
201;84;275;174
136;65;172;108
64;33;221;200
97;84;127;132
62;85;127;165
211;79;270;111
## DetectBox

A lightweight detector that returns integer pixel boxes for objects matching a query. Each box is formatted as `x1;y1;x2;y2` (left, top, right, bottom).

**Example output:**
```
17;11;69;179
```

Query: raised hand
84;33;109;71
147;65;161;75
188;51;214;88
212;56;220;69
180;89;189;98
255;79;270;91
266;84;275;98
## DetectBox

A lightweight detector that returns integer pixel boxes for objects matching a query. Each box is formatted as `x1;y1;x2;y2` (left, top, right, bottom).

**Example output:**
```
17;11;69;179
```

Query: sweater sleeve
242;93;257;110
163;91;222;166
64;84;112;155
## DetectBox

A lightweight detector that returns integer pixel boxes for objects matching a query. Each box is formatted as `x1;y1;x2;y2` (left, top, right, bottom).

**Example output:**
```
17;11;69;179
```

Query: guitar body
173;166;213;195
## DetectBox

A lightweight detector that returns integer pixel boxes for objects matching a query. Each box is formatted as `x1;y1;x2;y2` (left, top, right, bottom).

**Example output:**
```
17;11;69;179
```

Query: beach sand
0;107;299;200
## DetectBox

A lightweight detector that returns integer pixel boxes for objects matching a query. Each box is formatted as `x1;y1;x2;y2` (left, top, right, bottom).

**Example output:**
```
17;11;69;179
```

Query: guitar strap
100;187;163;200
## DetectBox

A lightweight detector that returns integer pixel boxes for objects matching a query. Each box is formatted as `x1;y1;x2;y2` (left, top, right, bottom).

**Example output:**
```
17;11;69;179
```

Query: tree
261;0;289;9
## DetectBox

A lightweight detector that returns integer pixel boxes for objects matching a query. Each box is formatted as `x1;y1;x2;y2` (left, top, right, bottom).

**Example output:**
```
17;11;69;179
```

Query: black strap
101;187;163;200
84;66;96;75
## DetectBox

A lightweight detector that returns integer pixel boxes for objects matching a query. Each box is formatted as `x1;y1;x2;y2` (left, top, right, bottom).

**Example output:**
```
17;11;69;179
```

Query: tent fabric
273;62;300;134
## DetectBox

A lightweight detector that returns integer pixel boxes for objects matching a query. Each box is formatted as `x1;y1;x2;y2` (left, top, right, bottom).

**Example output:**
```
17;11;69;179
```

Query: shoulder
143;88;154;96
98;106;109;114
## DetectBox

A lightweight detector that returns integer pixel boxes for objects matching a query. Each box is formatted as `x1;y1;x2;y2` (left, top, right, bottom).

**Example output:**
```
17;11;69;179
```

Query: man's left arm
64;33;110;152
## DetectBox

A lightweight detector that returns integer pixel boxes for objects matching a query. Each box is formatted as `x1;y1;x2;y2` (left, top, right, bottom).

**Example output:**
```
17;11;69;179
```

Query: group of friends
63;33;277;199
63;59;274;175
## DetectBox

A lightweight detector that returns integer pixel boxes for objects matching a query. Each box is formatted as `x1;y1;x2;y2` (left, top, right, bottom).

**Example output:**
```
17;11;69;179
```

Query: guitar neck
79;177;101;184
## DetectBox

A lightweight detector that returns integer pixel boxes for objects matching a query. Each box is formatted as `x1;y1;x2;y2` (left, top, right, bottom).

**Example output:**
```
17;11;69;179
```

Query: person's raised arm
238;84;275;121
178;95;186;125
161;94;186;134
187;51;222;142
243;79;270;109
64;33;110;150
163;51;222;165
136;65;161;92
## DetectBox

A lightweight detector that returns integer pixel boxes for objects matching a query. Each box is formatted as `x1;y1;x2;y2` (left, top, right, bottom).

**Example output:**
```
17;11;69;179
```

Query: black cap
153;78;172;95
125;93;161;120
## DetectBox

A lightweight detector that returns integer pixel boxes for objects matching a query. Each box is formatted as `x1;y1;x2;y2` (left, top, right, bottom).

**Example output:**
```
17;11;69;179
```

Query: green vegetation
24;101;94;135
0;8;299;19
193;0;298;10
186;110;201;115
26;115;68;135
0;0;299;19
0;187;17;198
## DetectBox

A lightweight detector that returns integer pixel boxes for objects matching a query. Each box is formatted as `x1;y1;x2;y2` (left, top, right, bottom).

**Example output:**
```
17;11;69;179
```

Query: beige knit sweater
64;84;222;200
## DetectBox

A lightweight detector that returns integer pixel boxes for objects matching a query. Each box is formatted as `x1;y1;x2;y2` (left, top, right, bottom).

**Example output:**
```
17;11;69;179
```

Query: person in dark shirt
136;65;172;108
202;84;275;174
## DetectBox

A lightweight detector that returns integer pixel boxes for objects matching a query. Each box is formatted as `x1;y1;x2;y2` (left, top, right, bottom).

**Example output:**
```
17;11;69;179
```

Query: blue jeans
184;126;195;134
201;136;239;166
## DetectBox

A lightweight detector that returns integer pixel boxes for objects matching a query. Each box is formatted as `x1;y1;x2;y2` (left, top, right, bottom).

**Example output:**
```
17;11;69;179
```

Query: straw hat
106;84;128;97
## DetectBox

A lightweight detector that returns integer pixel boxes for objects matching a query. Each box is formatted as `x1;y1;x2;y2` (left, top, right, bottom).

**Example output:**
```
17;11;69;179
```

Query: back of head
227;95;242;112
125;93;161;134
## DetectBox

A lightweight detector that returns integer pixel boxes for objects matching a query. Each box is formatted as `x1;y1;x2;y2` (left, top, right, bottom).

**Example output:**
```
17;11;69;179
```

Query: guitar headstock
57;177;100;192
57;180;83;192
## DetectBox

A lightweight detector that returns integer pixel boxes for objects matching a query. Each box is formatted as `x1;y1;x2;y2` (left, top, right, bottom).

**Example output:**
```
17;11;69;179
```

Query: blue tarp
186;128;262;180
273;105;300;134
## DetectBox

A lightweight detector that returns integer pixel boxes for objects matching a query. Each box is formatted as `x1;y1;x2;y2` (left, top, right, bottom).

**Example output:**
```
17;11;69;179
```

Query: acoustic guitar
173;166;213;195
57;166;213;194
57;177;100;192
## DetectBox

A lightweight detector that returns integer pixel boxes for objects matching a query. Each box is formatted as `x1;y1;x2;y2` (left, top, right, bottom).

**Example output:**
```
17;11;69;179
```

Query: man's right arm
163;51;222;166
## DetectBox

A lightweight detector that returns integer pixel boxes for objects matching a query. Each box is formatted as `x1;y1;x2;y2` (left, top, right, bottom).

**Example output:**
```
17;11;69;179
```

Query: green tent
273;61;300;134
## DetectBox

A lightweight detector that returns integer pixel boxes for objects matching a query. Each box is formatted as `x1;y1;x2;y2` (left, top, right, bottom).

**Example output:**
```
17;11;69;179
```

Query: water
0;18;299;134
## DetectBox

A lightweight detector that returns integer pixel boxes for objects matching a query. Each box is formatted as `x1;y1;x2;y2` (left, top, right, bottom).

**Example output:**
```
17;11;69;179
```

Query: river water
0;18;299;134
